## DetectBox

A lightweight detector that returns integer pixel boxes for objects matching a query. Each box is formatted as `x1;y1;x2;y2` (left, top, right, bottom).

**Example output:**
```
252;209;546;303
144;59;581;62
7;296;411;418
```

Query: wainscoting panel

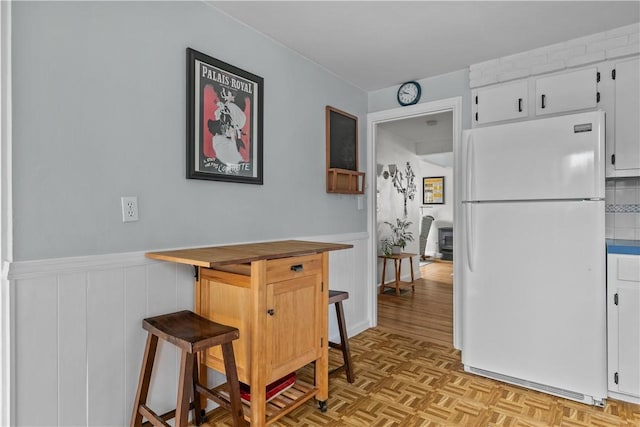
123;265;148;427
87;268;126;426
7;233;369;426
15;276;58;426
58;272;88;426
327;237;370;342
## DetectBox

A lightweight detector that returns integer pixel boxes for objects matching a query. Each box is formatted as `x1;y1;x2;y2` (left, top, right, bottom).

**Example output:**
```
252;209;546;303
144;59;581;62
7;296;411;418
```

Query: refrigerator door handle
466;203;475;272
466;134;475;201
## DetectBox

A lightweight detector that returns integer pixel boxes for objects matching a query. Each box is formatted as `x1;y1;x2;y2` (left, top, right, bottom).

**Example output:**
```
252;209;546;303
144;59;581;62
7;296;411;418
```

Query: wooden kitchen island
146;240;352;426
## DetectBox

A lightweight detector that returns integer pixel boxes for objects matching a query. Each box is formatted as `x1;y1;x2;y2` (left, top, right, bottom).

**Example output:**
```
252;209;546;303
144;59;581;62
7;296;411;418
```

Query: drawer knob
290;264;303;272
267;309;275;316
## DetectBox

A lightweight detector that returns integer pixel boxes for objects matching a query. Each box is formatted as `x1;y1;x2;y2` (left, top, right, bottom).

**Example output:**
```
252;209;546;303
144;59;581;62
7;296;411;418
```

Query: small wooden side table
378;253;416;296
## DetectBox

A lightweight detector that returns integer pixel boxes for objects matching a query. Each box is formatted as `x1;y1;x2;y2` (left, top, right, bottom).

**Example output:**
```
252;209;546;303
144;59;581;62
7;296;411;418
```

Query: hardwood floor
377;261;454;347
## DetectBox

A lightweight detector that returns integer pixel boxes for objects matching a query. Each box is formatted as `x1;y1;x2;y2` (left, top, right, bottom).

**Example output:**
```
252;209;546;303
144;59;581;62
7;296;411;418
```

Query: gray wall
368;69;472;130
12;1;367;261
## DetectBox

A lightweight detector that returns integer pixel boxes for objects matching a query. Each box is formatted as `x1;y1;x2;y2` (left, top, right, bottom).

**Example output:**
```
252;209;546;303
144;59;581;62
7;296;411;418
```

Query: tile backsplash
606;177;640;240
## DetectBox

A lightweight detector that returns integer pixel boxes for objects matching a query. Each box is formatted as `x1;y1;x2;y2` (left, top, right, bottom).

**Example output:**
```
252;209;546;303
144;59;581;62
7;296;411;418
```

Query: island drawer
267;254;322;283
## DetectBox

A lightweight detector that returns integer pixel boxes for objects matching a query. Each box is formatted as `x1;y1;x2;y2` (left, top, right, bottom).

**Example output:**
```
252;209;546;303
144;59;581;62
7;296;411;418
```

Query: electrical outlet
121;196;139;222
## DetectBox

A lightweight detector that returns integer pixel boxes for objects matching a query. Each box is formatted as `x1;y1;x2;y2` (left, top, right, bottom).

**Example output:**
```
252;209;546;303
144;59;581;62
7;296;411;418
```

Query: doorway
366;97;462;350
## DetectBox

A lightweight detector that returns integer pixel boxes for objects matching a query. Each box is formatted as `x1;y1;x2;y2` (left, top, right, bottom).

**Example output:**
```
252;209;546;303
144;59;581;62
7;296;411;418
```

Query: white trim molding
1;1;13;425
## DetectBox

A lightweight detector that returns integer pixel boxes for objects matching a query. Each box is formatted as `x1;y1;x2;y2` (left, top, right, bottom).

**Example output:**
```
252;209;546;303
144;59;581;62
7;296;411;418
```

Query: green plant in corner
381;218;414;255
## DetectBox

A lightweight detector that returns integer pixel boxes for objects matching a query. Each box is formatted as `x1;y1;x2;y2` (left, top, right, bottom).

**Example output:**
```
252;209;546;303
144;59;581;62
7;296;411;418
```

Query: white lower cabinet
607;253;640;404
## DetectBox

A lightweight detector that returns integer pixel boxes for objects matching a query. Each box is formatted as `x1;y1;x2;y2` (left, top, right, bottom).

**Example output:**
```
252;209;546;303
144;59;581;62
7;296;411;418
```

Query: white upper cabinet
535;68;599;116
471;57;639;178
472;66;601;127
612;57;640;176
473;81;528;125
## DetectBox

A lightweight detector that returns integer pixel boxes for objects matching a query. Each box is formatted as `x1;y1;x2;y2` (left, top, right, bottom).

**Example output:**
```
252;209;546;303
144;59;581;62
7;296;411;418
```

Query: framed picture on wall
423;176;444;204
186;48;264;184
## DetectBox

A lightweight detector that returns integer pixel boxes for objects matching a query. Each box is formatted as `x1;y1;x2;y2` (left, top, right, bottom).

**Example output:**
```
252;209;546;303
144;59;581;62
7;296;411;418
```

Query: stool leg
130;333;158;427
192;354;202;426
197;352;208;418
175;351;195;427
334;301;355;383
221;342;246;427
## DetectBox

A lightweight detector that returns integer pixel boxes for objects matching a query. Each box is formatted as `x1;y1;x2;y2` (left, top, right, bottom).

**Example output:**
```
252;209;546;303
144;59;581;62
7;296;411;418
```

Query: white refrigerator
460;111;607;406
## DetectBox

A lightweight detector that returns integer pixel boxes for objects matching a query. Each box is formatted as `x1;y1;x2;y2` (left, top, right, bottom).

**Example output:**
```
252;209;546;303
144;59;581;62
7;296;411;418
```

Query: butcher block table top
145;239;353;267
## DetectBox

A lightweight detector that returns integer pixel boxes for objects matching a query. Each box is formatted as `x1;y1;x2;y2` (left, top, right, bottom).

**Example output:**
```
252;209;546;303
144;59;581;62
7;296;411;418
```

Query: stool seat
143;310;239;353
327;290;355;383
131;310;246;427
329;290;348;304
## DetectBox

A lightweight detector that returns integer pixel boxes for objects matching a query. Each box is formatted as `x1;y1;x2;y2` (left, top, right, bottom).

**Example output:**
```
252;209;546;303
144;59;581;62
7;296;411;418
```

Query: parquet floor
203;262;640;426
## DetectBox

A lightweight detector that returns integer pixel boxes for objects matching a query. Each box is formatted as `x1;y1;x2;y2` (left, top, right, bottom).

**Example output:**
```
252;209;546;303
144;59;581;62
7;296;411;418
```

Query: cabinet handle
267;309;275;316
518;98;523;112
541;94;546;109
290;264;303;272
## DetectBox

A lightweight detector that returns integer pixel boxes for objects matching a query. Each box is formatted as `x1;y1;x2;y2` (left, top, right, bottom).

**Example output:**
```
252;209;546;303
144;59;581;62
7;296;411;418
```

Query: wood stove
438;227;453;260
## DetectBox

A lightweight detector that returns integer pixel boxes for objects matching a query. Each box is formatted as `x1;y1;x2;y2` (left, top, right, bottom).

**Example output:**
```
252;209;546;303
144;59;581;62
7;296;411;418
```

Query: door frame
0;1;13;424
366;97;462;349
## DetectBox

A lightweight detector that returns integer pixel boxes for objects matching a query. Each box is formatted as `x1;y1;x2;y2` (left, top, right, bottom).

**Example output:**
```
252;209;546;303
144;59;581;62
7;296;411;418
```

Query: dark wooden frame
186;48;263;184
423;176;445;204
325;106;364;194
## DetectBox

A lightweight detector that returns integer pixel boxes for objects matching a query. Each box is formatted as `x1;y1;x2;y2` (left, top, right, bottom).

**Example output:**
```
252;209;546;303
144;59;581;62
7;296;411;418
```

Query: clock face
397;81;421;106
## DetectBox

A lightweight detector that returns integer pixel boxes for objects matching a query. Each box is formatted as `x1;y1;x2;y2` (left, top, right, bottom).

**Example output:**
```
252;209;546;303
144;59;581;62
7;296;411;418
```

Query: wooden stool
130;310;246;427
328;290;355;383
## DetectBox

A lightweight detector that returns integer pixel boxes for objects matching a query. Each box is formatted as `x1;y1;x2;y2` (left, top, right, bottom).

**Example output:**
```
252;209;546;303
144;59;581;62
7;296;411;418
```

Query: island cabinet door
197;268;253;384
265;271;322;382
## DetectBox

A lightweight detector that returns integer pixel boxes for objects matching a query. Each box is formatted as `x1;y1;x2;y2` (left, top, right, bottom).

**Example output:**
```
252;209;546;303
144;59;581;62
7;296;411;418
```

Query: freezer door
461;200;606;399
462;111;604;201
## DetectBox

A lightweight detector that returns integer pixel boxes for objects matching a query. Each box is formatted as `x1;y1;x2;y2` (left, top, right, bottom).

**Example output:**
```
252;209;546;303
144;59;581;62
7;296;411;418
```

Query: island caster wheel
318;400;328;413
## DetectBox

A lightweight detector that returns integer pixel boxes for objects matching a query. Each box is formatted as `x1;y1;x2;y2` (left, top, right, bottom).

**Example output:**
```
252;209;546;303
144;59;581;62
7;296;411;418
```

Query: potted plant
381;218;414;256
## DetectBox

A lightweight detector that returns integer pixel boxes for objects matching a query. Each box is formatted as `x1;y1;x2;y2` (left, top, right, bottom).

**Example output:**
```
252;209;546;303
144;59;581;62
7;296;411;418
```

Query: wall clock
397;81;421;106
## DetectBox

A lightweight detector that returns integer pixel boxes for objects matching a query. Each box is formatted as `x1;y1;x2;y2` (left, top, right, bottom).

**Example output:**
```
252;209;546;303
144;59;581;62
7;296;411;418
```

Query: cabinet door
198;269;253;383
266;274;322;382
607;254;640;400
535;68;598;116
614;57;640;173
617;285;640;396
474;80;528;125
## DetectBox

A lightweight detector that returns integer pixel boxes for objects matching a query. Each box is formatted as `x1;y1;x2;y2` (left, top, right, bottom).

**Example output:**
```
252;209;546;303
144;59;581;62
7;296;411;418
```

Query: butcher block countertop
145;239;353;267
606;239;640;255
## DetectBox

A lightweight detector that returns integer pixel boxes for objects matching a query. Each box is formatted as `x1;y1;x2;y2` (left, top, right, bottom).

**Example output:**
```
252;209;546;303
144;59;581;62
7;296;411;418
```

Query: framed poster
423;176;444;204
186;48;263;184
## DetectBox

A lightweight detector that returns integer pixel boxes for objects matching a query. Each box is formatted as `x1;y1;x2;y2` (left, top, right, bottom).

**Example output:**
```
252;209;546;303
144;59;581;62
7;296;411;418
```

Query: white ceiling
211;1;639;92
378;111;454;166
210;1;638;168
